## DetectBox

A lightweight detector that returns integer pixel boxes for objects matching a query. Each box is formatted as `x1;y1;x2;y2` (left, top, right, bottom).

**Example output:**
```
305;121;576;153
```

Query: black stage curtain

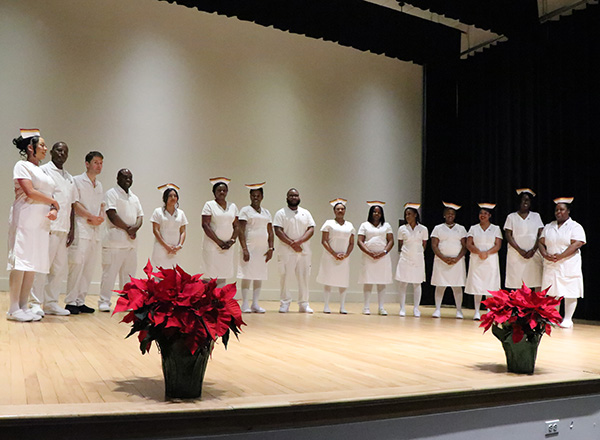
422;5;600;320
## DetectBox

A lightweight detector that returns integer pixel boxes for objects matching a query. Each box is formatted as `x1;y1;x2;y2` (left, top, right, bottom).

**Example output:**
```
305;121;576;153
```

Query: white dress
465;223;502;295
395;223;428;283
7;161;56;273
150;207;189;269
503;211;544;288
430;223;467;287
541;218;586;298
316;219;355;288
202;200;238;278
357;222;393;285
237;206;272;281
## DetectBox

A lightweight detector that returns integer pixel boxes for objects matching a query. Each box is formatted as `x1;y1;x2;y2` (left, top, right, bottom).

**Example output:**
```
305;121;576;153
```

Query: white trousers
66;238;100;306
31;231;68;306
99;247;137;306
278;253;311;307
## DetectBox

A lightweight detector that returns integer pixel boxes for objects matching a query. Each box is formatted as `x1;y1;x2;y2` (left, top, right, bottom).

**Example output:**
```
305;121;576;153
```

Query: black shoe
78;304;95;314
65;305;80;315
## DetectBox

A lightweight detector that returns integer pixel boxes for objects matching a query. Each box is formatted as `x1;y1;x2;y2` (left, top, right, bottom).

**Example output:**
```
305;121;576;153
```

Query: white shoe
323;306;331;314
456;310;464;319
362;307;371;315
378;308;388;316
44;303;71;316
473;311;481;321
432;309;441;318
30;304;45;316
98;303;111;312
6;310;33;322
251;306;266;314
559;319;573;329
23;309;42;321
279;304;289;313
339;308;348;314
242;307;252;313
299;305;314;314
399;309;406;317
413;308;421;317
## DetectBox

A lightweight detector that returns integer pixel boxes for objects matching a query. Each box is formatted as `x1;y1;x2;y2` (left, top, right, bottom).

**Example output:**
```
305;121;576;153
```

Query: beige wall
0;0;423;300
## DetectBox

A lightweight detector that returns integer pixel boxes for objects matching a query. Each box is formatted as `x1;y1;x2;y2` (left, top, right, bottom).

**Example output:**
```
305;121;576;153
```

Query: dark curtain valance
157;0;461;65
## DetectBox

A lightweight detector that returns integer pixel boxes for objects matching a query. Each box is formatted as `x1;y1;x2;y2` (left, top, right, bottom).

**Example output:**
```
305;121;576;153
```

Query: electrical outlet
545;419;560;436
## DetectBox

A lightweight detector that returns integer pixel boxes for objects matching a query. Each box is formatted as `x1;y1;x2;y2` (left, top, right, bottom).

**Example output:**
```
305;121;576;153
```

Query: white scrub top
316;219;355;288
395;223;428;284
202;200;238;278
541;218;586;298
430;223;467;287
503;211;544;288
465;223;502;295
357;221;393;285
7;161;56;273
150;207;188;269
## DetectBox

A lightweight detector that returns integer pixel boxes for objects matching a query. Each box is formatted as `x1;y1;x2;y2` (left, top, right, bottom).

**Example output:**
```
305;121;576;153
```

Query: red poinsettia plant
480;284;563;344
113;261;245;355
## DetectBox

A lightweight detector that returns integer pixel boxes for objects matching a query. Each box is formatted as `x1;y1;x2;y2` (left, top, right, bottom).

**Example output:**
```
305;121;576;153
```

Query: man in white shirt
273;188;315;313
65;151;105;314
99;168;143;312
30;142;78;316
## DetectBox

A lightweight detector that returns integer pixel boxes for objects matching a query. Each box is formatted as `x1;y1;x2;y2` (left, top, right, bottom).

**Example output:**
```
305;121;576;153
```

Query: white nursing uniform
465;223;502;295
150;207;188;269
7;161;55;273
541;218;586;298
430;223;467;286
503;211;544;288
237;206;272;281
202;200;238;278
316;219;355;288
66;173;104;306
395;224;428;283
31;161;78;305
357;221;393;285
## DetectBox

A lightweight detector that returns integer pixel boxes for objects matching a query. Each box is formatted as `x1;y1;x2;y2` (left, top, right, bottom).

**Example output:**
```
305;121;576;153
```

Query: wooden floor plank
0;293;599;419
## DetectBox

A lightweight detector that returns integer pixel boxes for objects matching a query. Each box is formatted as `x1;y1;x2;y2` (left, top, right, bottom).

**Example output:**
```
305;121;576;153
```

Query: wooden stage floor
1;294;600;434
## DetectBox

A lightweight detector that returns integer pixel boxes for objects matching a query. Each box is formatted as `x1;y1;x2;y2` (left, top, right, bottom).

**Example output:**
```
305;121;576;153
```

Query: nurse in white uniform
395;203;428;317
316;198;355;314
465;203;503;320
151;184;188;269
430;202;467;319
357;201;394;316
504;188;544;290
539;197;586;329
202;177;238;286
237;182;274;313
7;129;58;322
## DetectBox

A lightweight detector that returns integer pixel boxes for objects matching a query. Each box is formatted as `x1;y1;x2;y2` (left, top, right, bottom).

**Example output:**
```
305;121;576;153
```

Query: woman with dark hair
150;184;188;269
316;198;355;314
539;197;586;328
395;203;428;317
357;201;393;315
202;177;238;286
237;183;273;313
7;129;58;322
430;202;467;319
465;203;503;320
503;188;544;290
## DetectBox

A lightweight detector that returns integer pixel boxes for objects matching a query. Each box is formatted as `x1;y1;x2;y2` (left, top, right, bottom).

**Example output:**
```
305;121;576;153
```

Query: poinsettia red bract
113;260;245;355
481;283;562;343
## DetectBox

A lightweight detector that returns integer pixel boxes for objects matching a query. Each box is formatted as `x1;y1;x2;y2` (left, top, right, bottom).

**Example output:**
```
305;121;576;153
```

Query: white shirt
273;206;316;256
40;161;78;233
73;173;104;241
104;186;144;248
